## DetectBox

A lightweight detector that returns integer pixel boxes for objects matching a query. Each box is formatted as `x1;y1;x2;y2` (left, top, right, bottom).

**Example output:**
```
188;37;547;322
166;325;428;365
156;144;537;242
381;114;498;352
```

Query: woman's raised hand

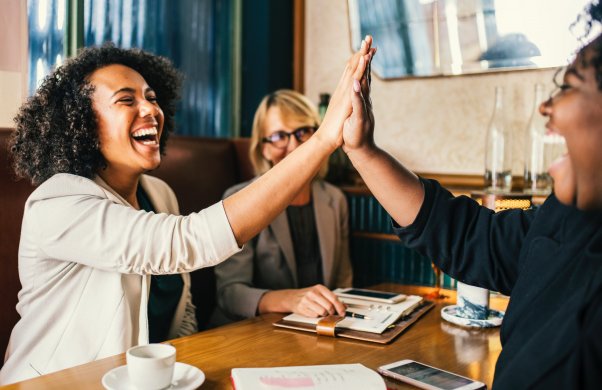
342;44;376;156
317;36;375;151
222;38;375;247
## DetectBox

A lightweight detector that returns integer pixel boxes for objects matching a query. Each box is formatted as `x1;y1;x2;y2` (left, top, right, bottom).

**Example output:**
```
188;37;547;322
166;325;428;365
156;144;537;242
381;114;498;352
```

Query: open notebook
273;292;434;343
282;294;424;334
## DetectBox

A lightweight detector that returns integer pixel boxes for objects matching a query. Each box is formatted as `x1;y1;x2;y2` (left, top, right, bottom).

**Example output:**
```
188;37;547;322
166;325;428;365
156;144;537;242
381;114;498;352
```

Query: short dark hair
10;44;182;185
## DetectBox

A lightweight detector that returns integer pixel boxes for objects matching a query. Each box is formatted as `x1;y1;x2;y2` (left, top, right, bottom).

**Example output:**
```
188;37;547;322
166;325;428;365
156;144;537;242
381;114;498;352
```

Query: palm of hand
342;90;375;153
320;38;373;149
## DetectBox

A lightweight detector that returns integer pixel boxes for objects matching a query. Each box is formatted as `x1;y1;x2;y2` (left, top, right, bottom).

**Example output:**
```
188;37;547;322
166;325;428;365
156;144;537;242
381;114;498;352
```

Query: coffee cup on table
126;343;176;390
456;282;490;320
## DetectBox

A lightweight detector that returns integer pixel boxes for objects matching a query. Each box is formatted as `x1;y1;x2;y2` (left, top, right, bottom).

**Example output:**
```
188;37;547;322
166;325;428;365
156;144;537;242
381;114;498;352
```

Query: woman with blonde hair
212;89;352;325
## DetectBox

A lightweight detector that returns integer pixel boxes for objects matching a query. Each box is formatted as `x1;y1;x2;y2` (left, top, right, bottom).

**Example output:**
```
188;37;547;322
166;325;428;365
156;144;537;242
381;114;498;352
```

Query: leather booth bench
0;130;253;367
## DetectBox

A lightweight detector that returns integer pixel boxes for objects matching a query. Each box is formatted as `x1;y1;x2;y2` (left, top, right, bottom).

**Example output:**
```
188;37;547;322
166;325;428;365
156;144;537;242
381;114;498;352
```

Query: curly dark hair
577;0;602;90
10;44;182;185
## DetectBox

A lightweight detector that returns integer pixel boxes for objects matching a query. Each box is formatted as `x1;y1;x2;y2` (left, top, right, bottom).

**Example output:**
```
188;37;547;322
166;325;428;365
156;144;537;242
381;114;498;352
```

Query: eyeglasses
262;126;316;149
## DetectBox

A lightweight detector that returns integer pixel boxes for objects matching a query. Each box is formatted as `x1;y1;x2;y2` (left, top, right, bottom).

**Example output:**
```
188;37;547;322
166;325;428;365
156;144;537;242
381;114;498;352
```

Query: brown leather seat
150;135;253;329
0;131;36;368
0;131;252;366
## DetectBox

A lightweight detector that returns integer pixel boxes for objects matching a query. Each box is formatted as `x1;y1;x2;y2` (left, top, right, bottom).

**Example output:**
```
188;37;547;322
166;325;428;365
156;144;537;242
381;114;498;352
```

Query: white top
0;173;240;385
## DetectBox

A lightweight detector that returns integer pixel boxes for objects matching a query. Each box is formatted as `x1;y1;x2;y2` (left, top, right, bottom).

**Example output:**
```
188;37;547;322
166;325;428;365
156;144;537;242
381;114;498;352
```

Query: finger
333;298;347;316
351;79;366;124
360;39;368;55
363;52;375;111
337;37;373;92
360;54;371;95
302;297;331;317
311;286;347;316
364;48;375;89
363;35;373;53
349;38;370;75
335;42;367;92
352;55;367;83
349;36;372;77
305;290;338;316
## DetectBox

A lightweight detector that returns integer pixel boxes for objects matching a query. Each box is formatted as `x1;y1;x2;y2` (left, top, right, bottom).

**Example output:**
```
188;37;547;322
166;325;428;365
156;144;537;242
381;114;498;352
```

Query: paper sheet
231;363;386;390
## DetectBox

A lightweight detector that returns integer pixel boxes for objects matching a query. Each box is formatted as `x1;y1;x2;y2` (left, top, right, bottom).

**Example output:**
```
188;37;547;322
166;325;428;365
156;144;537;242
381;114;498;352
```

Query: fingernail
364;35;370;41
353;79;361;92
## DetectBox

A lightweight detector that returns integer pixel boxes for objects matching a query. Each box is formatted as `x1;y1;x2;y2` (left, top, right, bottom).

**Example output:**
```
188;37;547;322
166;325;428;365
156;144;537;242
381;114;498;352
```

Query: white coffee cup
126;343;176;390
456;282;490;320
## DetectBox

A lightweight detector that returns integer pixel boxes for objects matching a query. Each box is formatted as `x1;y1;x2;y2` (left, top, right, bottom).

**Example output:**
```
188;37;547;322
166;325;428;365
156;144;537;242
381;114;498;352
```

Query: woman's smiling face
540;39;602;210
89;64;165;177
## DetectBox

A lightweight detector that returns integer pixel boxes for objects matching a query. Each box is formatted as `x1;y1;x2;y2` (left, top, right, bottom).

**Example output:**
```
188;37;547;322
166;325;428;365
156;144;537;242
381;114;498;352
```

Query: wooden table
1;284;508;389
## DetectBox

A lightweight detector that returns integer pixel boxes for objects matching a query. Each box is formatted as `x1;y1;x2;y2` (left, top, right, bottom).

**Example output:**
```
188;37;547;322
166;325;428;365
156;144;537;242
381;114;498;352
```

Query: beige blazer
0;173;239;385
212;179;352;325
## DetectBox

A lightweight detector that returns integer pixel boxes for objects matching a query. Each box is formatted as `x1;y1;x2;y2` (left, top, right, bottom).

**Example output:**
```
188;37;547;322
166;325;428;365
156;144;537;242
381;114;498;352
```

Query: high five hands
343;36;376;158
318;36;376;151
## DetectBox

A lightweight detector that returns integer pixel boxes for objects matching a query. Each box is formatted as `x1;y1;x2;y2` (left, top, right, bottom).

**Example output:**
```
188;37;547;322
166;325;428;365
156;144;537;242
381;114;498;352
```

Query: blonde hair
249;89;328;177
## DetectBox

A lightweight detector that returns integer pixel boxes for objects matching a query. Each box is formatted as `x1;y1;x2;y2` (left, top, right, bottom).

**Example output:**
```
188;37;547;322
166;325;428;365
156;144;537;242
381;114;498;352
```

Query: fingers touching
341;41;376;153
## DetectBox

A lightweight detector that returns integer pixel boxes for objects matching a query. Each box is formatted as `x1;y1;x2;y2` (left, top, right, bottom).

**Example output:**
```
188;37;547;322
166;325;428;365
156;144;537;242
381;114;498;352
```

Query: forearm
347;145;424;227
224;134;335;245
258;289;295;314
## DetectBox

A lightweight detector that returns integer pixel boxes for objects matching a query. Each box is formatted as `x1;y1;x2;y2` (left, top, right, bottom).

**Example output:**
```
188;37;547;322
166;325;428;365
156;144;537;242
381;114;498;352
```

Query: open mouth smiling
131;127;159;145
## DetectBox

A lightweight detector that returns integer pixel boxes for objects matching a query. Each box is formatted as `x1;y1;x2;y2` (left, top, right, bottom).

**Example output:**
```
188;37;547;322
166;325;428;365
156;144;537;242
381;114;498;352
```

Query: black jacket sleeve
393;178;536;295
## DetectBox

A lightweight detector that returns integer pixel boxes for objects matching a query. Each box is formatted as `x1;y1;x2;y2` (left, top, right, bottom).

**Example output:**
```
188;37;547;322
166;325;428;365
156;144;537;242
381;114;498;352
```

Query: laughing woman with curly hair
0;39;374;384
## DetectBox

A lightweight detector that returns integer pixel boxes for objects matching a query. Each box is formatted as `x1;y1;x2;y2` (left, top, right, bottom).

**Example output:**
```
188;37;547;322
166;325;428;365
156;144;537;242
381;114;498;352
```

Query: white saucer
441;305;504;328
102;362;205;390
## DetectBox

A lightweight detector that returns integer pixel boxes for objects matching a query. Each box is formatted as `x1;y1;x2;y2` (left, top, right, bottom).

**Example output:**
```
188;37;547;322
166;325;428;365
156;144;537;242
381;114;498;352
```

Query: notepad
230;363;386;390
282;294;424;334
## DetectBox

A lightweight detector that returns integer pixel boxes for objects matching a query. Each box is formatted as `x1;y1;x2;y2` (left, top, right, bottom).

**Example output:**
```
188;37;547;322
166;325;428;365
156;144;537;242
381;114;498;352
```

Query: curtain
83;0;237;137
28;0;238;137
28;0;67;94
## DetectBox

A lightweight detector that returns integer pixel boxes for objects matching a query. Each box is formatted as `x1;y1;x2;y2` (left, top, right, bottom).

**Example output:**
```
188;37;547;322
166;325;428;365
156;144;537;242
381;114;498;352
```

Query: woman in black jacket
342;2;602;388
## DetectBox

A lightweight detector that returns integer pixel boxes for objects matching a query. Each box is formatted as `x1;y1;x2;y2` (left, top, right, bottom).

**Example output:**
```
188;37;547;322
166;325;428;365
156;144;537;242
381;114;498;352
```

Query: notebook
231;363;386;390
273;295;434;344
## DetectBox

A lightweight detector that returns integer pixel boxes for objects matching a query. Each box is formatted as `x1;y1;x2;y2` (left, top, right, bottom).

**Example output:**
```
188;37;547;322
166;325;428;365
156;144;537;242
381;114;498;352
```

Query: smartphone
335;288;407;303
378;360;486;390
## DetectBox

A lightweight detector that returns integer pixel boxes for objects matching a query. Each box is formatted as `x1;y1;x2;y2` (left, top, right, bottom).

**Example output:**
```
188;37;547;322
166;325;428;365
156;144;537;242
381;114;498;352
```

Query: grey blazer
212;179;352;325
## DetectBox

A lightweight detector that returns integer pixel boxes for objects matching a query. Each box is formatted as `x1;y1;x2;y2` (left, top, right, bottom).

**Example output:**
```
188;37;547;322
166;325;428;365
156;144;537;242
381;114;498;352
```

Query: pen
345;311;373;320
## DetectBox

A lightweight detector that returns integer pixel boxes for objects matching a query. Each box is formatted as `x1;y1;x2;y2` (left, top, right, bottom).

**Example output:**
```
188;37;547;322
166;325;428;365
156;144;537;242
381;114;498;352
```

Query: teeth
132;127;158;138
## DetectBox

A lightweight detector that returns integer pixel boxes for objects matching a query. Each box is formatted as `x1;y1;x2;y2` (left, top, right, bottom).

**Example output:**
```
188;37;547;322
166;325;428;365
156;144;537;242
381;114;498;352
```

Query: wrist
346;142;379;166
312;114;341;154
258;289;294;314
312;125;339;154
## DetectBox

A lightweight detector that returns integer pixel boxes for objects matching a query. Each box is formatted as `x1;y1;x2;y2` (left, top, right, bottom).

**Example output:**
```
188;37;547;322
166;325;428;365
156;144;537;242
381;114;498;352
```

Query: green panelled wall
345;191;456;289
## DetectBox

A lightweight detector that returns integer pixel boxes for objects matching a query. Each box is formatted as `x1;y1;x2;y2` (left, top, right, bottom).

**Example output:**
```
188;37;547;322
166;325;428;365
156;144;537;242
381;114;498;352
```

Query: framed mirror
348;0;595;78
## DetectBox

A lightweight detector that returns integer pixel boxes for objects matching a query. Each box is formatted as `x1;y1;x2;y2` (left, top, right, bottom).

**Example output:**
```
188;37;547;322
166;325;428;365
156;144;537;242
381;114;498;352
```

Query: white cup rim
127;343;176;360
